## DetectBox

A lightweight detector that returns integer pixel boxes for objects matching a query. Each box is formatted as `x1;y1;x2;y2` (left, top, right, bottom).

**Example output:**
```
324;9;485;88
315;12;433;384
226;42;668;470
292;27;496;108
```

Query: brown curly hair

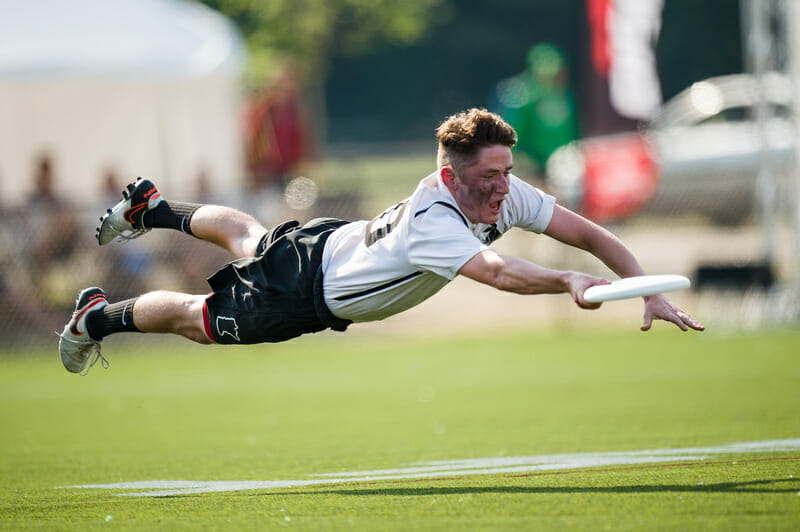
435;108;517;173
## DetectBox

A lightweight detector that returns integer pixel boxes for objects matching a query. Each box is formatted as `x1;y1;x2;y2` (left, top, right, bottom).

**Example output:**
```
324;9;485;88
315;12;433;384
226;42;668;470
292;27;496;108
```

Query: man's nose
496;174;510;194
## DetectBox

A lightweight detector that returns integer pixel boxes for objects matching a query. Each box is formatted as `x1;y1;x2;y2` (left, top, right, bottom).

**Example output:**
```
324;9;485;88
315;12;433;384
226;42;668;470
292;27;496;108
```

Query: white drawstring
55;332;110;376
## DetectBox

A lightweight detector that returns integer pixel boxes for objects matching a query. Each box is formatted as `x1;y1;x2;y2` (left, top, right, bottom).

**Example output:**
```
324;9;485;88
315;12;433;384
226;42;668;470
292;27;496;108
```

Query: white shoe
58;287;109;375
96;178;162;245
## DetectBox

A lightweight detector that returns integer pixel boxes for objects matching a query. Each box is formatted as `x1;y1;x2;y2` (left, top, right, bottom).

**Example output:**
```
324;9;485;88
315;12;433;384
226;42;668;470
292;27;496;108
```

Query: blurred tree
194;0;451;87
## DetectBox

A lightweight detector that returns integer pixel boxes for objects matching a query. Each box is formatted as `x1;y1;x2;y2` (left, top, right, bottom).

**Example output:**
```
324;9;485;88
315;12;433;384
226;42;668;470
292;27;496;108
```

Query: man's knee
242;228;268;257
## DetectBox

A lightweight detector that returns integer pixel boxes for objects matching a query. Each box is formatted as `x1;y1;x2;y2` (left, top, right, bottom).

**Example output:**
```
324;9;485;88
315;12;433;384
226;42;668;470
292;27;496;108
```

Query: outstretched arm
458;248;608;310
543;205;704;331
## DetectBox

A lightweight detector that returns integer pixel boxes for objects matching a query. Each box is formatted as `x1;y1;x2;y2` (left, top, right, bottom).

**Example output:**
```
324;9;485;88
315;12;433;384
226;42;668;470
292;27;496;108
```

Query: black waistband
301;218;353;332
313;266;352;332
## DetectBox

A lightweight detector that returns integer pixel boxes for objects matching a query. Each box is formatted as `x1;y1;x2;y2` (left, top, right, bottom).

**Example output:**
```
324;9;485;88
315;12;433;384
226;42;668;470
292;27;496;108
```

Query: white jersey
321;171;556;322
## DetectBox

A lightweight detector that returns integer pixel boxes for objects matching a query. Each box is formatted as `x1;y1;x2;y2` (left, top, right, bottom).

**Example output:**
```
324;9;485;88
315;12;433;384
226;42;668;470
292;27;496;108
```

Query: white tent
0;0;246;207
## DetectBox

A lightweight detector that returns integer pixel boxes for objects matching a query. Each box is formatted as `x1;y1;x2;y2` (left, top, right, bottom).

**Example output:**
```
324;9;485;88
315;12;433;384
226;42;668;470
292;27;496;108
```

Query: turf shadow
274;477;799;497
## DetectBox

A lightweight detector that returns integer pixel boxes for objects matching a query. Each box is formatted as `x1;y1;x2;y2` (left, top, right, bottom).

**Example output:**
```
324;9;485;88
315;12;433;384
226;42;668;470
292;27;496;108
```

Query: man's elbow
459;252;513;291
481;266;522;293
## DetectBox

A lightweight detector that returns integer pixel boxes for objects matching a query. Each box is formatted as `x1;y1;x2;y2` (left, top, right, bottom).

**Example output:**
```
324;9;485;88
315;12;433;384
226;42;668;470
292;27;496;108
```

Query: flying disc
584;274;691;303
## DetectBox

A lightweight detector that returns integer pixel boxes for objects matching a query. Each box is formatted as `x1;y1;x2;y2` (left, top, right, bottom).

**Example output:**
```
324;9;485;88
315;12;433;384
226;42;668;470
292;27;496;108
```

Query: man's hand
641;294;705;332
568;273;609;310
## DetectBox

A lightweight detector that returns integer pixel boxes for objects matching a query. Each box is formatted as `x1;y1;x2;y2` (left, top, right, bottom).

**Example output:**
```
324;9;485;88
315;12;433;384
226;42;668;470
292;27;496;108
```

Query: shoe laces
105;224;150;243
55;332;110;376
80;343;110;375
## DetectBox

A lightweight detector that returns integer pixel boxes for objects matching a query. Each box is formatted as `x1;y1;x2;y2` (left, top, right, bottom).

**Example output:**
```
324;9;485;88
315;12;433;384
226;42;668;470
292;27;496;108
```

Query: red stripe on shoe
69;297;106;336
124;202;148;224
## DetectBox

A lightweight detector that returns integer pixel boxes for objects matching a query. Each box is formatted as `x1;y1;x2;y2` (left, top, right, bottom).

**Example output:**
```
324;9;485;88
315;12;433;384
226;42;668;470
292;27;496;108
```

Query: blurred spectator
191;166;231;206
0;189;58;333
26;153;80;276
194;167;216;204
244;65;315;191
168;168;233;293
100;168;121;200
491;44;579;177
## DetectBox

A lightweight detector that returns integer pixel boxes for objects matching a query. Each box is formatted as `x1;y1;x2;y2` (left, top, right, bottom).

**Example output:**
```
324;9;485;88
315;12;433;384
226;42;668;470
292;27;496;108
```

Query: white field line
61;438;800;497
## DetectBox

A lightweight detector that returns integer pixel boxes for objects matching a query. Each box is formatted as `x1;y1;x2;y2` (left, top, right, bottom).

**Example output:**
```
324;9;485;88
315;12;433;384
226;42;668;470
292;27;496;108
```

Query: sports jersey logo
365;200;409;246
216;316;240;342
482;224;501;244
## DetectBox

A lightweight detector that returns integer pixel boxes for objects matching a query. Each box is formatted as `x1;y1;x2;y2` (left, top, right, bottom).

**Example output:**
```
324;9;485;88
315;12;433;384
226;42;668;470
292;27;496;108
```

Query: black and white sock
86;298;141;340
141;201;203;236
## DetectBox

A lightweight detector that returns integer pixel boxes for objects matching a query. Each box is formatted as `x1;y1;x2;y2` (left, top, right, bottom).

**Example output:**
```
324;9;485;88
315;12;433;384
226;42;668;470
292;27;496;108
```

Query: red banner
581;134;659;223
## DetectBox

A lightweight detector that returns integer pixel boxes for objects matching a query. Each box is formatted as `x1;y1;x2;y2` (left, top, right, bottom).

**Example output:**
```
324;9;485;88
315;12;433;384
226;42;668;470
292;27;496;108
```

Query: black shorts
202;218;352;344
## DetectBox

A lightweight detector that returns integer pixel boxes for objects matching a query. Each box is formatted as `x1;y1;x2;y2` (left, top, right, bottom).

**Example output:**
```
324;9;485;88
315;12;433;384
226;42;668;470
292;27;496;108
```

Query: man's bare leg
60;287;214;374
187;205;268;259
131;291;212;344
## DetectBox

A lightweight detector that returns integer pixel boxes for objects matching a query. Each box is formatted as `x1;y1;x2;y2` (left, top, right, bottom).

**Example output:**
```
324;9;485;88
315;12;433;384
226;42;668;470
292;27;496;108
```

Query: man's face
444;144;512;225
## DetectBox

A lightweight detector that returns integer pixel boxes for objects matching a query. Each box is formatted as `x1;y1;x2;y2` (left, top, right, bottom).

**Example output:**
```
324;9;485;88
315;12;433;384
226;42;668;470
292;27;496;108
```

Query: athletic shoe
58;287;109;375
96;178;162;245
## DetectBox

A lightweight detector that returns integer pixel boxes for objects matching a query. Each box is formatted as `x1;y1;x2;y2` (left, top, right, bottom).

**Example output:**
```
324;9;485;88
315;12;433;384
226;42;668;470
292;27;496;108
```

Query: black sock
141;201;203;236
86;298;141;340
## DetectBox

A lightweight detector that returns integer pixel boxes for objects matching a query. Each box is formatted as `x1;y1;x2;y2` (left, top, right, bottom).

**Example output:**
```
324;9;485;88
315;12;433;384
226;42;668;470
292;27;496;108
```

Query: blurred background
1;0;798;347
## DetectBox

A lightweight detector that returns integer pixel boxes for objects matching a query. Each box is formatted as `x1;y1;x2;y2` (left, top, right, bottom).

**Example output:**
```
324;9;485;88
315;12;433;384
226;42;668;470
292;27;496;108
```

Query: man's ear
441;166;456;187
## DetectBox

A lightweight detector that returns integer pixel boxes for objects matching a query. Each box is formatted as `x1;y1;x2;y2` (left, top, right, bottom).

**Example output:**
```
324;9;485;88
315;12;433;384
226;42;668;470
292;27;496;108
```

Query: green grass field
1;327;799;530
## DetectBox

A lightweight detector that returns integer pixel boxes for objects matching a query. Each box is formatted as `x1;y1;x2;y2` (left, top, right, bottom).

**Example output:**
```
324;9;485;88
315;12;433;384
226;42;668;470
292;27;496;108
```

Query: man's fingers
642;305;705;332
670;314;689;331
576;294;602;310
664;311;703;332
679;311;705;331
640;313;653;331
575;287;600;310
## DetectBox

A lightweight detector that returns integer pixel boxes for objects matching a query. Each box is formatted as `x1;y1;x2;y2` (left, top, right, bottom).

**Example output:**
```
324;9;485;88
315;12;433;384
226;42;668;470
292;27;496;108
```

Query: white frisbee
584;274;691;303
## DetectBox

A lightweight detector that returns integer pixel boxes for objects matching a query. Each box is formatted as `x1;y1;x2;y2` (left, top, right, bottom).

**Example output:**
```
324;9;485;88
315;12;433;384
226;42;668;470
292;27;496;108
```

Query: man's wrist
559;271;576;294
